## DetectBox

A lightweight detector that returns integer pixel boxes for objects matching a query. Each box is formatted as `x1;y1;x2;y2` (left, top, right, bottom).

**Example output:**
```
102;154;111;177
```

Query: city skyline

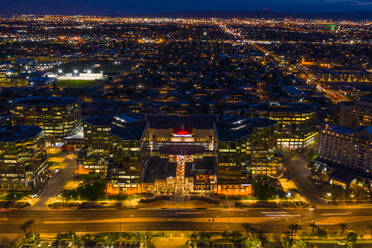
0;0;372;15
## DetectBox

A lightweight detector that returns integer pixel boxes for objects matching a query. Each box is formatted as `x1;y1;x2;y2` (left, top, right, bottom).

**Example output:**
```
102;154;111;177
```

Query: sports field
56;79;104;88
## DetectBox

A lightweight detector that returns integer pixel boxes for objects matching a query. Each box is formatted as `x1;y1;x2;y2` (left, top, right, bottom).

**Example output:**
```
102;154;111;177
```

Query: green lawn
56;79;103;88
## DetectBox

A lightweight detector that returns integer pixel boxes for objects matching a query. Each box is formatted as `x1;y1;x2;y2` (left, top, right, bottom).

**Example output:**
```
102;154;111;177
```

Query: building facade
89;115;284;196
10;96;81;140
0;126;47;191
339;97;372;129
318;124;372;175
252;102;317;150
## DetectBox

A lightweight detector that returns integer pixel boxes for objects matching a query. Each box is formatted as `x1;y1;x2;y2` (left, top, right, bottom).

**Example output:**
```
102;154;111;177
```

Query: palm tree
231;231;243;242
346;232;358;248
242;223;251;239
257;231;267;248
309;221;317;236
368;224;372;239
20;220;35;237
289;224;299;237
317;229;327;239
26;220;35;234
281;231;292;248
20;222;28;236
222;230;230;240
340;223;347;236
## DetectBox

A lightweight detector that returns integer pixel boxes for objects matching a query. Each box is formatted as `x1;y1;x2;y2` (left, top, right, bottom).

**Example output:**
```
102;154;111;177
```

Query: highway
1;208;372;237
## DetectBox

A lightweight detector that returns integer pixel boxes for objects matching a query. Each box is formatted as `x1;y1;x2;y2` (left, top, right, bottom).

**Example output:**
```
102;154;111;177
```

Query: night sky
0;0;371;15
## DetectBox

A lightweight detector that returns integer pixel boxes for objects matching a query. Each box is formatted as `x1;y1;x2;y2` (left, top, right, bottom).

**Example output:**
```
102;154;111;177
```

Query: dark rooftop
217;118;276;141
110;123;146;141
144;156;177;183
12;96;79;106
252;102;316;113
84;116;114;127
0;125;43;142
146;115;216;130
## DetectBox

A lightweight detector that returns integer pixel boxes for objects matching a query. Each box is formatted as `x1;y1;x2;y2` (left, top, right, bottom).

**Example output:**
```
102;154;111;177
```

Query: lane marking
175;212;202;215
321;212;351;216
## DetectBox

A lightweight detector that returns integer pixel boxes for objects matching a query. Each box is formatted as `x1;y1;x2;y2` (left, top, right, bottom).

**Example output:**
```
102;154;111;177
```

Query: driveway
32;150;76;209
284;153;326;206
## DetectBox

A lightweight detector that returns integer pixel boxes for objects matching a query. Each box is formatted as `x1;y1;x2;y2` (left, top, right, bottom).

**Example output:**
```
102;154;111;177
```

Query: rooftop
147;115;216;130
12;96;79;106
0;125;43;142
110;123;146;141
217;118;276;141
252;102;316;113
84;116;114;126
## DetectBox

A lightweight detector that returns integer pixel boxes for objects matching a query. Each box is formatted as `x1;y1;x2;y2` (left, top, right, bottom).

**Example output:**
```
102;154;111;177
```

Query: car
308;207;315;211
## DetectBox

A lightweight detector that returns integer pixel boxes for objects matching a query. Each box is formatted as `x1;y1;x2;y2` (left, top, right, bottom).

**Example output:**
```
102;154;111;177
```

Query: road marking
321;212;351;216
43;217;273;224
260;212;287;214
175;212;202;215
264;215;301;217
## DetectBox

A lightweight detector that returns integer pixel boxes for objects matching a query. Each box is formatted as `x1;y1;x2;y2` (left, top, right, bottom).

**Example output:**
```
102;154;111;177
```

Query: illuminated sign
172;130;192;137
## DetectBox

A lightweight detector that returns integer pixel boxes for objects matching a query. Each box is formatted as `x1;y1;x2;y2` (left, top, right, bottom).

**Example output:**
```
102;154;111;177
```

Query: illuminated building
317;124;372;185
216;116;282;196
0;126;47;191
314;68;372;83
339;97;372;129
106;122;148;195
76;114;143;175
103;115;282;196
252;102;317;150
10;96;81;140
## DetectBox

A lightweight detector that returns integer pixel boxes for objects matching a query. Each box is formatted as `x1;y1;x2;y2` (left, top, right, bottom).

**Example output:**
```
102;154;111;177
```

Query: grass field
56;79;103;88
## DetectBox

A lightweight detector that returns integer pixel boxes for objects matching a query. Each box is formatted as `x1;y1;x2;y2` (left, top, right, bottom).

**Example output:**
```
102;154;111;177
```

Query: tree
231;231;243;242
309;222;317;236
293;239;307;248
340;223;347;236
317;229;327;239
257;231;268;248
242;237;262;248
20;220;35;237
242;223;252;239
346;232;358;248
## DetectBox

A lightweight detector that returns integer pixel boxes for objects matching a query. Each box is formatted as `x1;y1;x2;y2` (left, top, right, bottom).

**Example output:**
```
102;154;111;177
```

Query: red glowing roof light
177;130;190;135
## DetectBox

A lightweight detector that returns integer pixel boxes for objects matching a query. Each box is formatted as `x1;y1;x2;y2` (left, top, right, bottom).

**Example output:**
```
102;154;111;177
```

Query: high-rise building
76;114;143;175
216;116;282;196
98;115;282;196
252;102;317;150
0;126;47;191
106;122;148;195
10;96;81;140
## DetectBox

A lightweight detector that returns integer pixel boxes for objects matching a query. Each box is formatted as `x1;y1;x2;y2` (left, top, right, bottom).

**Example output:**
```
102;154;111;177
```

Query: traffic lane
1;208;371;221
2;219;372;236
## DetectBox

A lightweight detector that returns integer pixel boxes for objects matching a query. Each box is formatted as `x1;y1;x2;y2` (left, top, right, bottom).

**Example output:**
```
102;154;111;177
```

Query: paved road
32;152;76;209
285;154;326;206
1;208;371;237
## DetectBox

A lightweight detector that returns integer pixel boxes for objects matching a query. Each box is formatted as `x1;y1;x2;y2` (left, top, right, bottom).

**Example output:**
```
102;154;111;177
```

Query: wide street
1;207;372;238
